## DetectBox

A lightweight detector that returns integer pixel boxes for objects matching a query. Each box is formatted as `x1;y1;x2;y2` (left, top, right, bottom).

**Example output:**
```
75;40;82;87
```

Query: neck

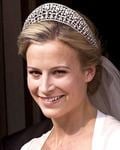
51;99;97;138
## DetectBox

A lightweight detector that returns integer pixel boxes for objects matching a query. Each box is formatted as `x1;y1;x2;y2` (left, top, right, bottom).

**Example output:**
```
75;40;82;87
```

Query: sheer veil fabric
90;56;120;120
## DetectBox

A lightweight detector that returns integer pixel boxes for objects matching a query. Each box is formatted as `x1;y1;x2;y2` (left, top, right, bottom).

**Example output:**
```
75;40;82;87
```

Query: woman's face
26;40;95;119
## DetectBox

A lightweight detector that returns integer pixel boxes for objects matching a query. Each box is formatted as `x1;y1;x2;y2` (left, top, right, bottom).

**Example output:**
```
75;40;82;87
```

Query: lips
40;95;64;102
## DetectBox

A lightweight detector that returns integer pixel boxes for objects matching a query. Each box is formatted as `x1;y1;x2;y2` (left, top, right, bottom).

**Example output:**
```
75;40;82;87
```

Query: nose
38;74;55;94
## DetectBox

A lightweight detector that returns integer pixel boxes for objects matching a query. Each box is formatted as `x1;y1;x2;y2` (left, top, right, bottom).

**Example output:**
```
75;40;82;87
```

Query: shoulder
94;111;120;150
101;112;120;149
97;110;120;131
104;114;120;132
20;130;51;150
20;138;40;150
103;121;120;150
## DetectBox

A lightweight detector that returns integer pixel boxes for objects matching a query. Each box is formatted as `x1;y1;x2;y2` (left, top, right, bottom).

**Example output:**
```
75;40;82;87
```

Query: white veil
90;56;120;120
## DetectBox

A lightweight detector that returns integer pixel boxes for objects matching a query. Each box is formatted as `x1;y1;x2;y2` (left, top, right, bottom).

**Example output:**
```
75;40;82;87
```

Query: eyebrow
27;65;71;70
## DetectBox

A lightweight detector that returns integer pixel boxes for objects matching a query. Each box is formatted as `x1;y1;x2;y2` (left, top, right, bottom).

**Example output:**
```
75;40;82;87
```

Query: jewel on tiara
23;3;98;48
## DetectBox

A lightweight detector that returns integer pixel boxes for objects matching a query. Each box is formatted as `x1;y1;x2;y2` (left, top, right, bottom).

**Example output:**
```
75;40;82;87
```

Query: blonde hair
18;16;102;95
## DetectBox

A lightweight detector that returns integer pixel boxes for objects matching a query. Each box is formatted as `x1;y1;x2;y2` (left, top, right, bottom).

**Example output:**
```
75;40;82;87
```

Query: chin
41;108;63;119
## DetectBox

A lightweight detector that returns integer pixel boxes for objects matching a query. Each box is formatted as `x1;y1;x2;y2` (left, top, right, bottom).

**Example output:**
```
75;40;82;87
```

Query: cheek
61;75;87;95
55;77;77;91
27;76;38;94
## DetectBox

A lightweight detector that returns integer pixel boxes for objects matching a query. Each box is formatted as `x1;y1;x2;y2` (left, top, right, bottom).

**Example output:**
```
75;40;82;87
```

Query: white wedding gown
21;110;120;150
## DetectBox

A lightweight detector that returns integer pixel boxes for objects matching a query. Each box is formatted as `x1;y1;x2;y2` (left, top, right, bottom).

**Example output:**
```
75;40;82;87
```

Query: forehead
26;40;81;68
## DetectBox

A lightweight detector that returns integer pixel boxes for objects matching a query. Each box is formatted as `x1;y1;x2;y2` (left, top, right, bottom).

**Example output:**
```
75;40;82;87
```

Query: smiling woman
26;40;94;120
17;2;120;150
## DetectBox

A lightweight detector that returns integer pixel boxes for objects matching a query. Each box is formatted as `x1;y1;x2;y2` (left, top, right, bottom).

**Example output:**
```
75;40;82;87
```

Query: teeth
42;95;63;102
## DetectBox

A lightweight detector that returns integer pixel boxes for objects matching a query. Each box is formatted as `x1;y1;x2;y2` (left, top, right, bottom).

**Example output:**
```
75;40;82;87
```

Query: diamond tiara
23;3;98;48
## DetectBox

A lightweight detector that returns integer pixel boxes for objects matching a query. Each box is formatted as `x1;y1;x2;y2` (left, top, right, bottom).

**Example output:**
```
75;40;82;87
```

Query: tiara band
23;3;98;48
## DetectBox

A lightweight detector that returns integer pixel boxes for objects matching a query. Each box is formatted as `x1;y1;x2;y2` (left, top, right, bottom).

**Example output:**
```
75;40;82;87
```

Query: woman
18;3;120;150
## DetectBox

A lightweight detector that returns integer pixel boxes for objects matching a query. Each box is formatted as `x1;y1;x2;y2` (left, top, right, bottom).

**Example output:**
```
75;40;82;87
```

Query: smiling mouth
40;95;64;102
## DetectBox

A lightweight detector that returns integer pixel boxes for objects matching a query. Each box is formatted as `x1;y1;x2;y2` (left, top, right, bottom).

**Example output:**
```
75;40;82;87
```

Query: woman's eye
53;70;67;77
28;70;41;78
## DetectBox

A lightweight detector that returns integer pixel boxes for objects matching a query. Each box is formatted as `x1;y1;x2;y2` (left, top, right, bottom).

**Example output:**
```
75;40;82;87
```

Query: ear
84;66;96;83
